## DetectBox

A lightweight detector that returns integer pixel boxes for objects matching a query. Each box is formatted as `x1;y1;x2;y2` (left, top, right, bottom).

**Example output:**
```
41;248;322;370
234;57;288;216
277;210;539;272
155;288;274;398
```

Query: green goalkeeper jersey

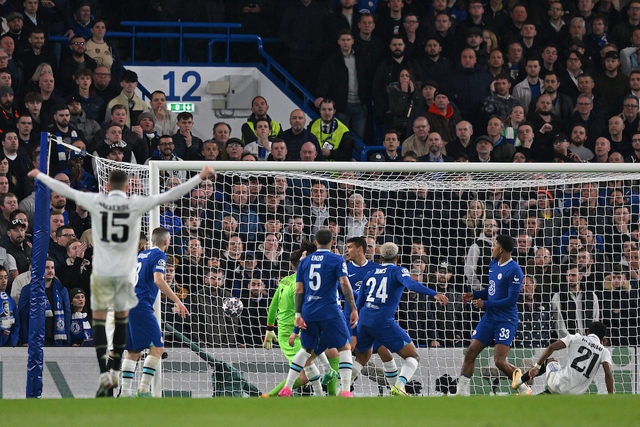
266;273;297;334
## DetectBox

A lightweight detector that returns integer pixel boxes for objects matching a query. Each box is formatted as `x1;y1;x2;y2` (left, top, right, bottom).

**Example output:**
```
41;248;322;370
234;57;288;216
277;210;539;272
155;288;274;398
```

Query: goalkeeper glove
264;330;278;350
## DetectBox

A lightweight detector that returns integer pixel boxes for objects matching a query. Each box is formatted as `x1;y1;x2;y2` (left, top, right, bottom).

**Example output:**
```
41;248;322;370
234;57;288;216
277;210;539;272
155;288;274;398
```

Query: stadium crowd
0;0;637;351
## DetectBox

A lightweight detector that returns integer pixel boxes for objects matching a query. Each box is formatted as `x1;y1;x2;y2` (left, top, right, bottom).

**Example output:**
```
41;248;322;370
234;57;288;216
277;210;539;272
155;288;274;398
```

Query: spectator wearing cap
105;70;147;128
425;87;461;144
0;85;17;131
408;81;444;132
67;92;101;143
225;137;244;161
2;218;30;274
5;12;27;53
551;132;580;162
59;149;97;193
59;34;98;96
135;111;159;158
469;135;494;162
464;27;489;70
72;2;93;40
482;73;520;121
595;51;630;113
68;287;93;346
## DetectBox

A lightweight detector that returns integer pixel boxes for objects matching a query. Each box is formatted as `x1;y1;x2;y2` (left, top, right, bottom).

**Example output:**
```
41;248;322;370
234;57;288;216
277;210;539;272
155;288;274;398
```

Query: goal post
92;159;640;397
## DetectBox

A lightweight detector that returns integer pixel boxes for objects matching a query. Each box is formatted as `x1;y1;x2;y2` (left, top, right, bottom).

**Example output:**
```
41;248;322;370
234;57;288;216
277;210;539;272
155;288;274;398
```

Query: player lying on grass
262;241;337;397
120;227;189;397
511;321;614;394
352;242;448;396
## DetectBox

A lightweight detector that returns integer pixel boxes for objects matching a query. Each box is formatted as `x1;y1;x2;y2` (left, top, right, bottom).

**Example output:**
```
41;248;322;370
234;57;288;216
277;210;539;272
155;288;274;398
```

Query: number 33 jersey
552;333;613;395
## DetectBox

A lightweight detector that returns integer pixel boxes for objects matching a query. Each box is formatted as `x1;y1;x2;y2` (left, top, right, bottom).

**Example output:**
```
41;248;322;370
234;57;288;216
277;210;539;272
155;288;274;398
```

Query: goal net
94;159;640;396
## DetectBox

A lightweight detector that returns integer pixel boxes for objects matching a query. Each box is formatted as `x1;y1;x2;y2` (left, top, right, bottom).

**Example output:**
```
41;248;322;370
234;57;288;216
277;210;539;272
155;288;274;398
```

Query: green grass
2;395;640;427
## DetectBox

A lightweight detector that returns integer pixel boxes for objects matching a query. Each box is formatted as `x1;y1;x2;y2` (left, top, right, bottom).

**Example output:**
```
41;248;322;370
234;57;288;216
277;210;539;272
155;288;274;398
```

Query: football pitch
3;395;639;427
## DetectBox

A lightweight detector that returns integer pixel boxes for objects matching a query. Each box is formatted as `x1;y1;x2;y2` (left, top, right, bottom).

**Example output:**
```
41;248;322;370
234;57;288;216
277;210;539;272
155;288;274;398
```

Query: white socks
396;357;418;389
338;350;353;392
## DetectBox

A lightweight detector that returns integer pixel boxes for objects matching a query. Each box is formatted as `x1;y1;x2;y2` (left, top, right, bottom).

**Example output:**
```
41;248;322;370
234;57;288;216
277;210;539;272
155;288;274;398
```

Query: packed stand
0;0;638;349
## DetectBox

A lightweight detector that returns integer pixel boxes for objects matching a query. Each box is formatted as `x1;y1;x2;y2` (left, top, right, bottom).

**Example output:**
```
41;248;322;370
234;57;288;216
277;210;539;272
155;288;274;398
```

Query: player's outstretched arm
28;170;87;203
199;165;215;180
603;362;614;394
154;272;189;318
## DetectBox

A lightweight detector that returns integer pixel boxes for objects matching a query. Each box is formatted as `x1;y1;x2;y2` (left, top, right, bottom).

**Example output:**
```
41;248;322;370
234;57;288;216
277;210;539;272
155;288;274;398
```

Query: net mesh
95;159;640;396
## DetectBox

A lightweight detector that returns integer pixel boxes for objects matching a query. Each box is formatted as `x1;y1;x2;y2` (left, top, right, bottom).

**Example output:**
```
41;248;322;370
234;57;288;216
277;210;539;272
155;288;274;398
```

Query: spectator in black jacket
315;29;369;140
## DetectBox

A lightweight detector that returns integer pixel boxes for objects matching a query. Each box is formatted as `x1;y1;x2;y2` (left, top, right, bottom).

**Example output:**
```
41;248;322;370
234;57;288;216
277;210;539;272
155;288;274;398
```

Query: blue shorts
300;316;351;354
126;309;163;351
355;320;411;354
471;317;517;347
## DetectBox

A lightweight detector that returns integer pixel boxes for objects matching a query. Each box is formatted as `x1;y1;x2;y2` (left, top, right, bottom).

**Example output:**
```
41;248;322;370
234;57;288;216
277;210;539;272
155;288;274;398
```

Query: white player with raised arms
512;321;614;394
28;165;215;397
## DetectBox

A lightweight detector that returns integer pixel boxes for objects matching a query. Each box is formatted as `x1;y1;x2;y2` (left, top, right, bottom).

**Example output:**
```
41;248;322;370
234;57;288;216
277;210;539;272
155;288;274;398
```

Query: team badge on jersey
488;280;496;296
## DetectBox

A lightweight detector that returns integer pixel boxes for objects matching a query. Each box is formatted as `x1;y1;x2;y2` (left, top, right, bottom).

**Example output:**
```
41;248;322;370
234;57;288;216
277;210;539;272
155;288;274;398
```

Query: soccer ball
222;297;243;318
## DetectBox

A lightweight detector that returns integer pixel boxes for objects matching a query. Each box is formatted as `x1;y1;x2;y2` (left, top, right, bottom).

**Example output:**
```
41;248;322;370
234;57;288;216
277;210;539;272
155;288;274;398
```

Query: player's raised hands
27;169;41;179
462;292;474;303
434;293;449;306
199;165;215;180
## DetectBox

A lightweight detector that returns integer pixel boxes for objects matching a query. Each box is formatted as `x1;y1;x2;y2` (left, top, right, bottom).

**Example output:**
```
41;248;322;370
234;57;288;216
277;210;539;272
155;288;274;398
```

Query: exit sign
168;103;195;112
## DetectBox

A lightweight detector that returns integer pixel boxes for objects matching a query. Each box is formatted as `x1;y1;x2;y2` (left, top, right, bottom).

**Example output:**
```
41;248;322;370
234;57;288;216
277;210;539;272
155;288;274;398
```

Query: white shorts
545;360;563;393
90;272;138;312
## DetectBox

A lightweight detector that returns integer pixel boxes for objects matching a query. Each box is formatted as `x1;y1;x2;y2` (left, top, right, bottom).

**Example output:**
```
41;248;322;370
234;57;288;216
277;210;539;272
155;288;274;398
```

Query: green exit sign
168;103;195;112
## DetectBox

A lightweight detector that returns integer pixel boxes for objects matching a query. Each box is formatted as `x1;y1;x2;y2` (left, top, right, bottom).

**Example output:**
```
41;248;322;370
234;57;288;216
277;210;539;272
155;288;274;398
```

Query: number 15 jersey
296;249;347;322
36;172;204;278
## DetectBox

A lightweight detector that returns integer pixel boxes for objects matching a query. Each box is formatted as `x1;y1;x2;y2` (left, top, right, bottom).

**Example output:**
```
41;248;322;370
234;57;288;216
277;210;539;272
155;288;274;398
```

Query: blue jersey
296;249;347;322
473;258;522;323
134;248;167;310
347;260;380;293
357;263;437;326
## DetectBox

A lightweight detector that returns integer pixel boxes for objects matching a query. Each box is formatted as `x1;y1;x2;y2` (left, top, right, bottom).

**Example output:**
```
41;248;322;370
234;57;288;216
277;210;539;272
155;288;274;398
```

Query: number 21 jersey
553;333;613;395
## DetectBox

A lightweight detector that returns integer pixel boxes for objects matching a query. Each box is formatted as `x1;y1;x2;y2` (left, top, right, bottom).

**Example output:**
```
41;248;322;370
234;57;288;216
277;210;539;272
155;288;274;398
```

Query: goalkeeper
262;241;337;397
